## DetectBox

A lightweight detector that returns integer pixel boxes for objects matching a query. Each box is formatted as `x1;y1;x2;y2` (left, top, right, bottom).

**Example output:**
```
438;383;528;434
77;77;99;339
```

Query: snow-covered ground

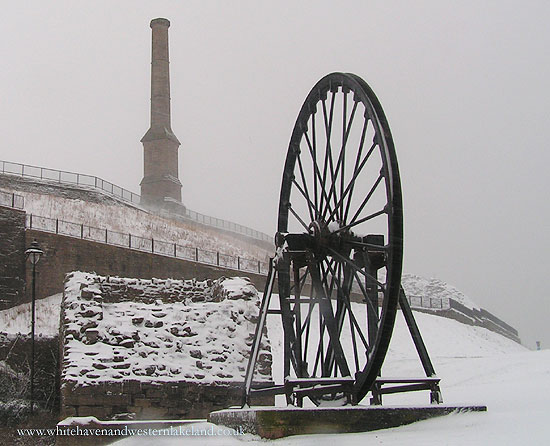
110;301;548;445
2;285;545;444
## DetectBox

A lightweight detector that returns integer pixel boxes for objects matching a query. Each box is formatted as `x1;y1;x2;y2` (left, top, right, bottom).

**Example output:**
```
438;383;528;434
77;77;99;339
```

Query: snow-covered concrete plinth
208;405;487;439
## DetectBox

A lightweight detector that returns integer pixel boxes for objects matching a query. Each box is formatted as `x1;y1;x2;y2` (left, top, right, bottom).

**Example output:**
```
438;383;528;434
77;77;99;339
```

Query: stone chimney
140;18;182;208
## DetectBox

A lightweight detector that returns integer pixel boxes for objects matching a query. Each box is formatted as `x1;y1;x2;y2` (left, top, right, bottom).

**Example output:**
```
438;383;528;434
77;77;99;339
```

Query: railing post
11;193;14;208
129;234;132;248
237;257;240;270
55;219;59;234
152;238;154;253
174;243;177;257
29;214;33;228
217;252;220;266
59;171;61;183
195;248;199;262
105;229;108;243
81;224;84;239
258;261;261;274
40;168;43;180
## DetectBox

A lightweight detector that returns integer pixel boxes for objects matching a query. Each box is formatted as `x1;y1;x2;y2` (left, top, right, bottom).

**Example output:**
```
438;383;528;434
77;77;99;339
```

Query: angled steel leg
398;287;443;403
242;258;277;407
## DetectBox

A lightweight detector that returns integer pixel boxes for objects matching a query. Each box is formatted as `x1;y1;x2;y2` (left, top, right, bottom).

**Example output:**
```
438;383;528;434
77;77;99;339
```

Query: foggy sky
1;1;548;349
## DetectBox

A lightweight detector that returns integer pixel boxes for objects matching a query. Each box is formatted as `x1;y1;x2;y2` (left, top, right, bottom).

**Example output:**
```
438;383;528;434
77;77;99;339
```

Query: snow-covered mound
60;272;272;387
383;309;526;383
401;273;479;310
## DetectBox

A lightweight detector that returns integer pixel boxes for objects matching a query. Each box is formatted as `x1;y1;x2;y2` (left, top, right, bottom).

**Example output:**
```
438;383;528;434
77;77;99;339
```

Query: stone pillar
140;18;182;208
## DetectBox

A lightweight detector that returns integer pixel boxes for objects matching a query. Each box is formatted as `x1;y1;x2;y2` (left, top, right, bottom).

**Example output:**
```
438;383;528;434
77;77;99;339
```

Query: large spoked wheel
276;72;403;404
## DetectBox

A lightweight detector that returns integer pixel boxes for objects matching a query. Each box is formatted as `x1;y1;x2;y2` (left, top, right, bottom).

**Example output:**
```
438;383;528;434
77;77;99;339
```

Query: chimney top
150;18;170;28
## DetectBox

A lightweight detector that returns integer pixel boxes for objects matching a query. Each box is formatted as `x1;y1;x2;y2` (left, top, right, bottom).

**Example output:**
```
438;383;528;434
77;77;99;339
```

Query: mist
0;0;548;349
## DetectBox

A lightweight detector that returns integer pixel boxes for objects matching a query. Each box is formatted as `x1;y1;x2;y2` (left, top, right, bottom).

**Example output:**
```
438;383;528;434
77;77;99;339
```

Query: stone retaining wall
0;206;26;309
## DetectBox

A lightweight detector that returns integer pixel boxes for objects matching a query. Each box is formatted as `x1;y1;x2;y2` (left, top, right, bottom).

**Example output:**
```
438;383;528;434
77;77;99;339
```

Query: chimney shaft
150;18;171;129
140;18;182;208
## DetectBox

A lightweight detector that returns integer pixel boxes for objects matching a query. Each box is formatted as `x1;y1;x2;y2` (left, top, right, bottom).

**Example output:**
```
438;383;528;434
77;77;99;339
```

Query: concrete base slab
208;405;487;439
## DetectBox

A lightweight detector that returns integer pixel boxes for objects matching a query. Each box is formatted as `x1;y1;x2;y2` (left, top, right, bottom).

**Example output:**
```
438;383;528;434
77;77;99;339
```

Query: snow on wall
60;272;272;388
401;273;479;310
0;293;62;336
0;177;272;262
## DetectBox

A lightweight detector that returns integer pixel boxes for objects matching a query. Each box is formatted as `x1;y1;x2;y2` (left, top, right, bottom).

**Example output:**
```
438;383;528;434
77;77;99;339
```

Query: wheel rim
277;72;403;404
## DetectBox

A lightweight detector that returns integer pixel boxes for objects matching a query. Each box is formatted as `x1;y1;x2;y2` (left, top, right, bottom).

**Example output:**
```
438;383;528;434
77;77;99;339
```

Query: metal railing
405;294;450;310
0;190;24;209
26;213;269;275
1;160;141;204
183;208;271;242
1;159;272;243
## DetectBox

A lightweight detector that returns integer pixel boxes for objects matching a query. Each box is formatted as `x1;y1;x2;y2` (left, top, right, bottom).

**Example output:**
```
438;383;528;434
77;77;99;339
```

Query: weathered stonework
0;205;26;309
59;273;273;420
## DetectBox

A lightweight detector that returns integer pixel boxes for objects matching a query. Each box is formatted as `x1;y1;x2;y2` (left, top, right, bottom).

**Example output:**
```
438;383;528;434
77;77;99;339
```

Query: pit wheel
276;72;403;404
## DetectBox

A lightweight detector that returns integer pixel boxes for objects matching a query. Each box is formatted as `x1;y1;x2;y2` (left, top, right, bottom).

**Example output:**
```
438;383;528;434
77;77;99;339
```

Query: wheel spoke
291;177;317;223
311;261;351;377
351;269;381;326
344;118;370;222
324;260;371;351
321;93;338;218
336;207;387;234
296;153;316;221
311;111;319;218
326;141;378;225
288;204;310;231
327;247;386;291
339;172;384;228
320;99;359;222
303;130;333;216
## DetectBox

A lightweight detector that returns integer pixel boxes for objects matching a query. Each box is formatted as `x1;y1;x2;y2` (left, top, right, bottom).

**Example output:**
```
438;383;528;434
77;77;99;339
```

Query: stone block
123;379;142;394
134;398;154;408
104;382;123;394
78;405;109;419
139;406;168;420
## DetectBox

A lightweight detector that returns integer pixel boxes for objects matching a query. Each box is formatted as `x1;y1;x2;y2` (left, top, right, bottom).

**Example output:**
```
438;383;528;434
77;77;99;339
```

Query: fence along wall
1;197;269;306
1;160;271;243
24;228;269;304
25;213;269;276
0;189;24;209
406;294;520;343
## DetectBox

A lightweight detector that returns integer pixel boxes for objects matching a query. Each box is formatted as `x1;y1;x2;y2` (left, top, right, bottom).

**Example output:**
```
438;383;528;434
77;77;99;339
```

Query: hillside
0;173;273;262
